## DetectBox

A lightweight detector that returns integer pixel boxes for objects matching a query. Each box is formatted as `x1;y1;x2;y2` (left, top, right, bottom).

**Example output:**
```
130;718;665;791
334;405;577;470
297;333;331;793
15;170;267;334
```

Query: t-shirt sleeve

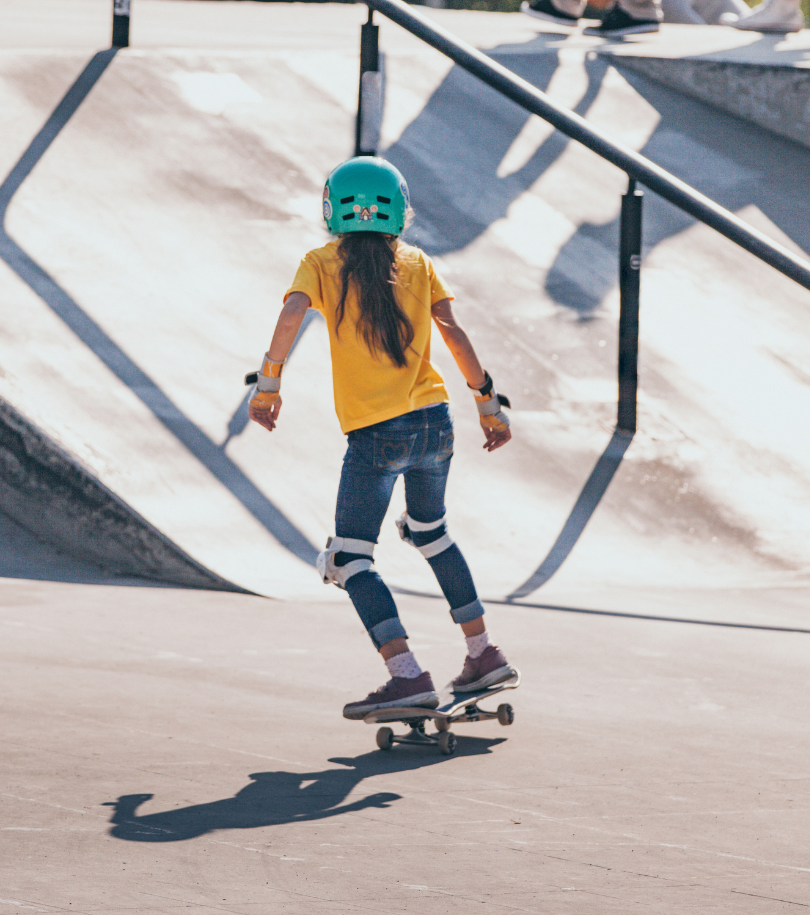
285;252;324;312
426;254;454;304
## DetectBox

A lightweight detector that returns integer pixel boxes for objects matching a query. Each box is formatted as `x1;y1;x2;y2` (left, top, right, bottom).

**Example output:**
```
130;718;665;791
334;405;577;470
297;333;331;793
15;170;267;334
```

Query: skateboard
363;673;520;756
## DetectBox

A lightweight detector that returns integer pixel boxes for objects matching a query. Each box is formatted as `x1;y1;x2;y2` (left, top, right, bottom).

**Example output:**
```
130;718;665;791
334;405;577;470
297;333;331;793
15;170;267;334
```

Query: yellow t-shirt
285;239;453;434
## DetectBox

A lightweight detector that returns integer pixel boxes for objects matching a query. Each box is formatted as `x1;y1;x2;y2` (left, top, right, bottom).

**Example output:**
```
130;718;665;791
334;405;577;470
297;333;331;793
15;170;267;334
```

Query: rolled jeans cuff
370;617;408;650
449;598;485;624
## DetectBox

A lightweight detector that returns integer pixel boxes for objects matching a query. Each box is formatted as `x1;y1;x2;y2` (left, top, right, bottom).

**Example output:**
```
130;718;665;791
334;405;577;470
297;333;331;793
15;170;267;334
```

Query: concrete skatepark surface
3;579;810;913
1;1;809;911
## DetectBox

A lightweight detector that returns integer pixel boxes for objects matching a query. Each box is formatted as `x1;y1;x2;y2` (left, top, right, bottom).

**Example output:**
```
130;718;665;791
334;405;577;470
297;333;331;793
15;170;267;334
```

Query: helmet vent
376;213;389;220
342;213;355;221
376;196;391;204
340;196;355;204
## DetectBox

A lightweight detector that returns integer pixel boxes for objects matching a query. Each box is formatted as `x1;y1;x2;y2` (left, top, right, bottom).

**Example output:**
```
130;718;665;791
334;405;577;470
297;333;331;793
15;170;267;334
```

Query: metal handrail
364;0;810;293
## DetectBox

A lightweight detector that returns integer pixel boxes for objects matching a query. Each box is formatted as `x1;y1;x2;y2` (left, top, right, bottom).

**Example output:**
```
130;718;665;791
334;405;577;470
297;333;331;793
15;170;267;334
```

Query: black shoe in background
583;5;659;36
521;0;581;26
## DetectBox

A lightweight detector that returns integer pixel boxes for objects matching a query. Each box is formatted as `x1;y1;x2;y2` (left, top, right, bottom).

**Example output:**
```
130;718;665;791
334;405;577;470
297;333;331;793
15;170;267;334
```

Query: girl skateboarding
248;156;519;719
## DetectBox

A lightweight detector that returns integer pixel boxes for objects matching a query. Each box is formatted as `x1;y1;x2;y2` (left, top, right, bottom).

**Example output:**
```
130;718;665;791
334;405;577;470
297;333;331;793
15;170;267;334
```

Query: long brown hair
335;233;414;368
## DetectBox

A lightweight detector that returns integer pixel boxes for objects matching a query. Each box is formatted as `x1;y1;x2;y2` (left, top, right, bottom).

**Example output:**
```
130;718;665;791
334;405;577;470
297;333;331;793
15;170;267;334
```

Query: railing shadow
221;309;322;449
508;427;633;600
491;597;810;634
544;64;810;317
387;39;610;263
103;740;505;842
0;51;319;570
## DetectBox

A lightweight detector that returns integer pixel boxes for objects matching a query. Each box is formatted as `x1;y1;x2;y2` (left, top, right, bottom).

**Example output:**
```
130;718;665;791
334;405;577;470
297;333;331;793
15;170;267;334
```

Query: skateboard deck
363;673;520;755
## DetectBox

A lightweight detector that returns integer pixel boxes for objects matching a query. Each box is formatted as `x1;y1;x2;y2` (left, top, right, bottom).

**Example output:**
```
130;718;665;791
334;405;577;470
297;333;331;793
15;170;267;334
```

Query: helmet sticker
400;181;410;207
323;185;330;200
323;199;332;220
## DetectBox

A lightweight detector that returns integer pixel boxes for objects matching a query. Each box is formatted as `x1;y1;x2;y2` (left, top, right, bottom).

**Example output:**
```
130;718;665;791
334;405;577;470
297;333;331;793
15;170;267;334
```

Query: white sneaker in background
731;0;804;30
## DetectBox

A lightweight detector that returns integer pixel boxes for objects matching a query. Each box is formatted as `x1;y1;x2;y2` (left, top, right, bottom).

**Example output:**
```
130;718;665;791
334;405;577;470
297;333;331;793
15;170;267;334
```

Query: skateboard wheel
438;731;457;756
376;727;394;750
434;718;450;733
497;703;514;726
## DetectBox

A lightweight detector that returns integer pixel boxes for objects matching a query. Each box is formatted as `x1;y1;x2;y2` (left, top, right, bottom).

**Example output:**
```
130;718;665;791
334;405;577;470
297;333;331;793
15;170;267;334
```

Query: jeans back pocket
438;425;455;462
373;431;418;472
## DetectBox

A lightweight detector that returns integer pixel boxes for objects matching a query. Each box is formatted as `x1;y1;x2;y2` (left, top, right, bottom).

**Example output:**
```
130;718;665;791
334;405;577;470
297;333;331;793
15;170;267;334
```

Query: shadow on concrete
221;310;323;449
0;51;320;573
104;741;505;842
390;586;810;633
497;598;810;634
546;60;810;316
388;38;612;321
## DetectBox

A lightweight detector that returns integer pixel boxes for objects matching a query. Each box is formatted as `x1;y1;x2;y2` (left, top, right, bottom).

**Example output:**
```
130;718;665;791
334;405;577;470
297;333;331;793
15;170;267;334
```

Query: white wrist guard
469;371;511;429
245;354;285;393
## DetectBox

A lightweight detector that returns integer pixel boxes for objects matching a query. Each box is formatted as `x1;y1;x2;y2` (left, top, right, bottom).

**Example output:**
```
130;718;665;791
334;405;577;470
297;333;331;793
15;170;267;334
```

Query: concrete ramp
1;6;809;602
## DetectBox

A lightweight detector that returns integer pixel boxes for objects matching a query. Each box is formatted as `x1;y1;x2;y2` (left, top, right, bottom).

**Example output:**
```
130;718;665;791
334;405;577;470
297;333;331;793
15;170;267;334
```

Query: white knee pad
395;512;454;559
316;536;376;589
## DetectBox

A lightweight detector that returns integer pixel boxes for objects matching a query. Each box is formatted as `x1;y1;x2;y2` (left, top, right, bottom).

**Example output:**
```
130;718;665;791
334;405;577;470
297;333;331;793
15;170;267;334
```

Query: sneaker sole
521;1;579;26
343;691;439;721
452;665;519;694
583;22;659;35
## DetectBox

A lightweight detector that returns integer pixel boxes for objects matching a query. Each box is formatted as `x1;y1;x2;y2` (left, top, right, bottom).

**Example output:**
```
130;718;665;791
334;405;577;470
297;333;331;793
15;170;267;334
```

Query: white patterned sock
465;632;491;660
385;650;423;680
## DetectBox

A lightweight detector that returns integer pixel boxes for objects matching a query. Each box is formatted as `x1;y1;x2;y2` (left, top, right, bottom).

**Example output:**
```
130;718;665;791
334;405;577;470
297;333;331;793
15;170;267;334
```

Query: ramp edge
0;396;249;592
604;55;810;152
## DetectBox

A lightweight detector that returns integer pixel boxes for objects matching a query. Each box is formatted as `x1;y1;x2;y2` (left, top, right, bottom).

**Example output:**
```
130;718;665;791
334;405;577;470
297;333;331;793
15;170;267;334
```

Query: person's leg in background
726;0;803;31
521;0;586;28
522;0;660;36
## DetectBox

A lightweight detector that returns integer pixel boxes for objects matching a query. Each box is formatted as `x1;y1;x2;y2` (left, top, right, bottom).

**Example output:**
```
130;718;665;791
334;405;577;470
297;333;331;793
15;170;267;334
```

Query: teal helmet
323;157;409;236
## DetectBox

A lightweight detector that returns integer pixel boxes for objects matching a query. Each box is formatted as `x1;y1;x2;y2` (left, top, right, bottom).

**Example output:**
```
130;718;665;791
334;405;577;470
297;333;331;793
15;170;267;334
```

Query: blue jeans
334;403;484;650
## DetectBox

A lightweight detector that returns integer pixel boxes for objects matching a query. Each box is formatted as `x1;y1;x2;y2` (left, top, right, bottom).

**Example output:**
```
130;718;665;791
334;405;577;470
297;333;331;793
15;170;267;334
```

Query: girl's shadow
103;737;504;842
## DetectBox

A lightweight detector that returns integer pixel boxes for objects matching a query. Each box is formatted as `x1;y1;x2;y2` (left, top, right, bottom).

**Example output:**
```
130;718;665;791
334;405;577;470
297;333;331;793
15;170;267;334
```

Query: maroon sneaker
451;646;518;692
343;671;439;720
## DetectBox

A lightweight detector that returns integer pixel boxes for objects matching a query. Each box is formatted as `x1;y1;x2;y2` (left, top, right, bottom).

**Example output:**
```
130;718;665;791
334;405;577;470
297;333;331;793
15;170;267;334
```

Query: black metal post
618;178;642;435
112;0;130;48
355;8;380;157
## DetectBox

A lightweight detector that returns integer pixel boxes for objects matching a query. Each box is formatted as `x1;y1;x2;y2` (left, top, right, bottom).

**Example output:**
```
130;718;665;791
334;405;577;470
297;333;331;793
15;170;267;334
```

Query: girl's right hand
482;420;511;452
249;396;282;432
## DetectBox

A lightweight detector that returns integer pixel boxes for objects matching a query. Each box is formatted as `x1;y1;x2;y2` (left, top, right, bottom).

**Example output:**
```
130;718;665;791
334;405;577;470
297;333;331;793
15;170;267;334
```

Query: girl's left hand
249;397;282;432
